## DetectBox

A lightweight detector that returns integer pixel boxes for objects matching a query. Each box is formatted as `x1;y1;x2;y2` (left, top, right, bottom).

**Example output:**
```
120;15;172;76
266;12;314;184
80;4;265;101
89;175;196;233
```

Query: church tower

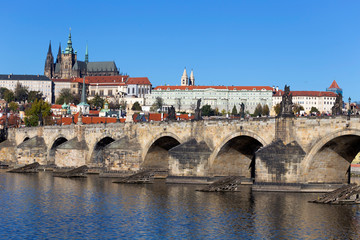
181;68;188;86
56;43;62;64
189;69;195;86
60;29;77;79
44;41;54;78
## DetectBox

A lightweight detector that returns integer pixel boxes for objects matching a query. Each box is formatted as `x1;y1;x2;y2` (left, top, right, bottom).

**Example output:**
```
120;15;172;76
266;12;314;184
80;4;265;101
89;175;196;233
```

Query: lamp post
348;97;351;120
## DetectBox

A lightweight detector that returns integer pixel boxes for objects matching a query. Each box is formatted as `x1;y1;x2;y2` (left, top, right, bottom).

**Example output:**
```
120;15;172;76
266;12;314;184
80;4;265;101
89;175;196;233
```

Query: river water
0;172;360;240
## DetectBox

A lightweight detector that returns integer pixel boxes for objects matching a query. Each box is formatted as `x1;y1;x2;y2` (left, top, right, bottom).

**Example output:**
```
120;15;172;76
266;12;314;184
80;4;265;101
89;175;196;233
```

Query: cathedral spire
85;43;89;64
65;28;74;54
47;41;52;55
56;43;62;63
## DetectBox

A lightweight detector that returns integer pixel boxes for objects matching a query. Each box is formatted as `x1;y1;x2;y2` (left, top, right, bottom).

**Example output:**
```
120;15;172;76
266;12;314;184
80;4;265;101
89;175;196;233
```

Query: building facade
44;30;119;79
273;90;338;114
0;74;53;103
145;85;273;114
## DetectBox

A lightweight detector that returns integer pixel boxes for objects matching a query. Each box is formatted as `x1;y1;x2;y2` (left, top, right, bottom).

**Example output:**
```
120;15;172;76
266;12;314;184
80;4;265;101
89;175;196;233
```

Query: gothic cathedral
44;30;119;79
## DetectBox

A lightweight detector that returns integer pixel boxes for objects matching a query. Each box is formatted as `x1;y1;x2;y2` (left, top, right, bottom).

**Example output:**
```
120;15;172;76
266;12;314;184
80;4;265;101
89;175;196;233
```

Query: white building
145;85;274;114
0;74;53;102
273;90;338;114
52;78;72;100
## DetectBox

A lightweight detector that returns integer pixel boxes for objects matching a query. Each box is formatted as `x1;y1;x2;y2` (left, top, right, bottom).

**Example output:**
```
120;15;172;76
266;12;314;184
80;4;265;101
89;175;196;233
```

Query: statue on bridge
194;99;202;121
167;105;176;121
278;85;294;117
332;93;343;116
240;102;245;119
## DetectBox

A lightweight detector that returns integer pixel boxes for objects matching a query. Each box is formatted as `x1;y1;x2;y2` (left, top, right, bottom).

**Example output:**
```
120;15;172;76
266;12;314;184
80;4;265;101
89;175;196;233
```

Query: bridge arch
90;136;116;166
48;136;68;164
142;132;182;169
23;137;30;142
208;130;267;178
302;129;360;184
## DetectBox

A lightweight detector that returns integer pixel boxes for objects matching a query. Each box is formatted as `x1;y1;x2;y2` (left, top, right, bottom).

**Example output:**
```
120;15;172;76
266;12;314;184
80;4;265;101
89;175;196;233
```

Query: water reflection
0;172;359;239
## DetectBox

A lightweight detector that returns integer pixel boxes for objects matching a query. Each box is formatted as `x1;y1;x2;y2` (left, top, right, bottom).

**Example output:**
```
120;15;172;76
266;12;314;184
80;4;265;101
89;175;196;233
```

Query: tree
56;88;74;104
231;105;238;115
9;101;19;112
14;82;28;102
253;103;263;117
109;101;120;110
28;91;43;103
0;87;9;99
131;101;142;111
221;109;227;116
120;100;127;110
274;103;281;116
310;106;319;114
3;89;15;102
24;99;51;127
155;97;164;112
201;104;215;116
89;94;105;109
293;104;304;115
262;104;270;116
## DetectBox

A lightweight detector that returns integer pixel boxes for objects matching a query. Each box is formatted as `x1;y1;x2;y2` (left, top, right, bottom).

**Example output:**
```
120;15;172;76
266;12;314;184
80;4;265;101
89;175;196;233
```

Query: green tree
155;97;164;112
0;87;9;99
293;104;304;115
221;109;227;116
9;101;19;112
3;89;15;102
274;103;281;115
28;91;43;103
56;88;74;105
310;106;319;114
24;99;51;127
131;101;142;111
231;105;238;115
201;104;214;116
89;94;105;109
262;104;270;116
14;82;28;102
120;100;127;110
253;103;263;117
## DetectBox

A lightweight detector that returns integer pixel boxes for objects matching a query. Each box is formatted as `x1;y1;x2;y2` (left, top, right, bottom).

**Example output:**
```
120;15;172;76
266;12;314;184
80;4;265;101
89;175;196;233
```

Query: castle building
326;80;343;95
44;30;119;79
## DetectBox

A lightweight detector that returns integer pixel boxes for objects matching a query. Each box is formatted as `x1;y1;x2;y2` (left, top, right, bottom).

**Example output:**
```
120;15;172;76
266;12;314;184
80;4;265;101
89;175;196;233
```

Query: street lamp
348;97;351;120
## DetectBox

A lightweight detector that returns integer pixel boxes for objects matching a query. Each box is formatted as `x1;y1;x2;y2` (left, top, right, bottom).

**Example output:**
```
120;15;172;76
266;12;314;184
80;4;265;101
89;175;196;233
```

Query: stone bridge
1;116;360;185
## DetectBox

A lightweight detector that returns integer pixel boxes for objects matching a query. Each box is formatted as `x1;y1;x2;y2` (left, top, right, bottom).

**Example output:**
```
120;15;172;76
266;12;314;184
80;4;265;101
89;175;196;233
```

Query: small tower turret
181;67;188;86
189;69;195;86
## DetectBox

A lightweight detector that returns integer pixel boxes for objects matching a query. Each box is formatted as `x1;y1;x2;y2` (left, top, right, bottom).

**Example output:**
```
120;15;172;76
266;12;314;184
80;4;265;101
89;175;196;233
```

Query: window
91;90;95;96
100;90;104;96
108;90;113;96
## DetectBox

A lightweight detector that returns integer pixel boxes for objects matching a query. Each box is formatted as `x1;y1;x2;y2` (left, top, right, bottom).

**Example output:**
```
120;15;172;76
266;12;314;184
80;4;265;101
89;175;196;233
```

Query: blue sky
0;0;359;100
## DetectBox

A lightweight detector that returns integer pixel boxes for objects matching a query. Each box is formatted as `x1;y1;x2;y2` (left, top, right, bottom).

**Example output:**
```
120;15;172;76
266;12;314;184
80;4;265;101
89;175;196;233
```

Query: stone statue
167;105;176;121
332;93;343;115
278;85;294;117
38;111;44;126
240;102;245;119
194;99;202;121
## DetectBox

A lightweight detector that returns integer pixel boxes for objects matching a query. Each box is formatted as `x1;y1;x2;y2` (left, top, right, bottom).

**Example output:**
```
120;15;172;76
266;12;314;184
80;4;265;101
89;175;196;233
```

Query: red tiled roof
126;77;151;85
51;104;63;109
154;85;273;91
72;76;129;85
329;80;340;89
274;90;338;97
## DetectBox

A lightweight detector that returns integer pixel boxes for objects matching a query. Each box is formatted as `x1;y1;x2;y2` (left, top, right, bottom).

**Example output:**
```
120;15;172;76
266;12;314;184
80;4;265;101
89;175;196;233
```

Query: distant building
273;90;338;114
145;85;273;114
52;78;72;100
44;30;119;79
0;74;53;103
326;80;343;95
